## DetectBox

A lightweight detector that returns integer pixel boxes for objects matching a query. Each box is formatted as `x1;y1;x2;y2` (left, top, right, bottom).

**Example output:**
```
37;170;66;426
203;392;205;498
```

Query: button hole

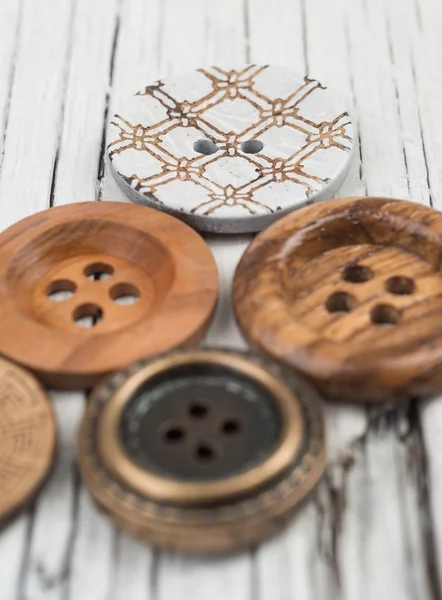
325;291;356;314
194;443;215;462
221;419;241;436
47;279;76;301
73;303;103;328
188;403;208;418
84;262;114;281
110;283;140;305
385;276;415;295
163;426;185;444
371;304;401;327
342;264;373;283
193;139;218;155
241;140;264;154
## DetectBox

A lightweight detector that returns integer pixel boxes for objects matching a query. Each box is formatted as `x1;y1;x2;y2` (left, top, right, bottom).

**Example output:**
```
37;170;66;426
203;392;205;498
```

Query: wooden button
107;65;354;234
0;358;56;527
78;349;326;554
0;202;218;388
233;197;442;403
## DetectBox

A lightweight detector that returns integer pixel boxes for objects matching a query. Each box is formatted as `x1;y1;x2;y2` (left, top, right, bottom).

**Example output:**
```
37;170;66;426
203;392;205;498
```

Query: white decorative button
107;65;354;233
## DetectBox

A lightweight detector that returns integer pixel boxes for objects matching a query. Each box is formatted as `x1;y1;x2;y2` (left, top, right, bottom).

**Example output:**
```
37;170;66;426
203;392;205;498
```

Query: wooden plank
0;0;440;598
157;553;252;600
246;2;333;598
386;0;442;594
21;394;84;600
0;3;27;599
309;1;433;599
64;2;160;600
385;0;431;206
203;0;253;351
153;1;253;598
102;0;163;203
0;0;75;228
411;0;442;201
247;0;304;69
53;0;121;206
0;0;22;165
252;1;437;599
408;0;442;588
17;2;120;599
0;1;75;598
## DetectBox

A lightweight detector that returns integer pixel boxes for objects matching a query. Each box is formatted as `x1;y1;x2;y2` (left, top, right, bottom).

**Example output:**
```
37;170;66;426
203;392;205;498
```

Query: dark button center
120;363;282;482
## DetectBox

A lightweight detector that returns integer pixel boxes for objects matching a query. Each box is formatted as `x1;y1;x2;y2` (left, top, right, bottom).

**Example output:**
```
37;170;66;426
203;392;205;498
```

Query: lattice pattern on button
108;66;353;217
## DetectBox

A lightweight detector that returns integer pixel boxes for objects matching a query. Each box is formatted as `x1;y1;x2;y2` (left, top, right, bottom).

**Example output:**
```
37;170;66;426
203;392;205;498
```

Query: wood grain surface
0;358;56;527
1;0;442;599
234;196;442;402
0;201;218;388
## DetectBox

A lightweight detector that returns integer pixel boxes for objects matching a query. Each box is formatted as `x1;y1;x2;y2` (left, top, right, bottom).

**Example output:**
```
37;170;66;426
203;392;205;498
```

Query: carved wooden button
107;65;354;233
234;197;442;403
78;349;326;553
0;202;218;388
0;358;56;527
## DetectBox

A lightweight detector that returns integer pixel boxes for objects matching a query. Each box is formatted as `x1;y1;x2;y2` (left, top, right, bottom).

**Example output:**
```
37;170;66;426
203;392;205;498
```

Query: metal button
78;349;326;554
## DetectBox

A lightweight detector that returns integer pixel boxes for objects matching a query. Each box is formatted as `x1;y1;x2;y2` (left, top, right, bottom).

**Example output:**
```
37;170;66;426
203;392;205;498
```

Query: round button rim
96;350;303;506
0;357;56;526
233;196;442;402
107;65;355;234
0;201;219;388
77;348;327;553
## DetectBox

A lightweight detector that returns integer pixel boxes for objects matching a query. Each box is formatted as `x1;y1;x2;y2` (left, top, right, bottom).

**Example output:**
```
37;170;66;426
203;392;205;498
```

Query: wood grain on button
0;201;218;389
234;197;442;403
0;358;56;527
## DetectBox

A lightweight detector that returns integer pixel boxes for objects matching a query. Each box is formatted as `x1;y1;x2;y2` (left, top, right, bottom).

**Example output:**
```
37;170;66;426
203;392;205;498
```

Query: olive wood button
107;65;354;233
0;201;218;388
0;358;56;527
234;197;442;403
77;348;326;554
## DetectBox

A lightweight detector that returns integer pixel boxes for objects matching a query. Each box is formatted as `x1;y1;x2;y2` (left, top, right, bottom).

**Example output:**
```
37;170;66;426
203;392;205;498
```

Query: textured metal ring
78;348;326;554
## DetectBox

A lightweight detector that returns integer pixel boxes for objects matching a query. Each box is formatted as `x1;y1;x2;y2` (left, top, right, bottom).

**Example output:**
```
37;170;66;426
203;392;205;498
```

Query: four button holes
161;401;242;465
46;258;415;331
46;261;140;328
326;265;415;327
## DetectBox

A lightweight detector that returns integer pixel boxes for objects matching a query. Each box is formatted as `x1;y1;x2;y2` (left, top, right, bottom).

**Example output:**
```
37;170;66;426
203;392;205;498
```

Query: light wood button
0;202;218;388
0;358;56;528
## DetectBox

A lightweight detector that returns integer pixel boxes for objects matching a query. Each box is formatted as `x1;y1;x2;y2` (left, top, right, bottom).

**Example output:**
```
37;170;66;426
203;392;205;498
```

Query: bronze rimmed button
0;201;218;388
78;349;326;554
0;358;56;527
233;197;442;403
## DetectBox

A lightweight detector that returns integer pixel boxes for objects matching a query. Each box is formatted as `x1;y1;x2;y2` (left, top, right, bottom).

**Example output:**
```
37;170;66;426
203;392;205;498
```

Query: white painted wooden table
0;0;441;598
